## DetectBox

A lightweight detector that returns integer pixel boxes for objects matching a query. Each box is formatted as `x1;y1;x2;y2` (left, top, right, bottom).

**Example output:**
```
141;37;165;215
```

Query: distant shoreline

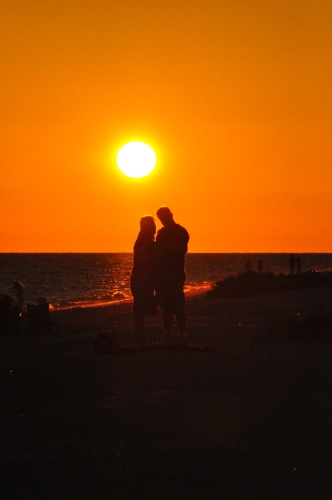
207;269;332;300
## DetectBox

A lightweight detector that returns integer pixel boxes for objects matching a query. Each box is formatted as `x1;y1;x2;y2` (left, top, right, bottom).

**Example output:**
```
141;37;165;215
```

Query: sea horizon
1;253;332;311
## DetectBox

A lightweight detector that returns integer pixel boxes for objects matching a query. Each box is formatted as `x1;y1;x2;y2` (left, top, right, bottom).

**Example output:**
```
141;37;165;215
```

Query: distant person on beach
289;254;295;274
13;280;24;317
155;206;189;344
296;254;302;274
257;259;263;273
130;216;158;346
245;258;253;273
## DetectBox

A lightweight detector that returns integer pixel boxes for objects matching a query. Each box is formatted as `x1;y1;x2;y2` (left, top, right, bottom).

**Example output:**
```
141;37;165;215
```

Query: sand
1;287;332;499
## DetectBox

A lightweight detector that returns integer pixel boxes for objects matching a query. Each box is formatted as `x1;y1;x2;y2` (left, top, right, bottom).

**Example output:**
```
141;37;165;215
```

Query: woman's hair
139;215;156;239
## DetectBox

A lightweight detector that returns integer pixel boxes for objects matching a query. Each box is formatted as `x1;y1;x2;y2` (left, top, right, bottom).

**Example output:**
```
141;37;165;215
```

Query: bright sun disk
116;141;157;178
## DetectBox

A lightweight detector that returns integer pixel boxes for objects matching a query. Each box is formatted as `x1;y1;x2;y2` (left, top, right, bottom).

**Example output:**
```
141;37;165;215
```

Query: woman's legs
161;306;173;341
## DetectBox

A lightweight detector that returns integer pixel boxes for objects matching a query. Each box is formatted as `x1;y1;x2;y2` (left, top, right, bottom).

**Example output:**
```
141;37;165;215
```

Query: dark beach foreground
1;287;332;499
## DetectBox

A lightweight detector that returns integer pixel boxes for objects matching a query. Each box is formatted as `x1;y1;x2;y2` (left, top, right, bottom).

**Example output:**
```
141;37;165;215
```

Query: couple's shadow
93;332;222;355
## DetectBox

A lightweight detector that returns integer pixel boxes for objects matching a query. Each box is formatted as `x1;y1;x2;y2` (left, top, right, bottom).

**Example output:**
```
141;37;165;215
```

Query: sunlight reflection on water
0;253;331;310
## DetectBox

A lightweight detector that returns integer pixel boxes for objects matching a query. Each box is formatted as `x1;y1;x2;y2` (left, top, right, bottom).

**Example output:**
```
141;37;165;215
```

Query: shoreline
49;283;211;312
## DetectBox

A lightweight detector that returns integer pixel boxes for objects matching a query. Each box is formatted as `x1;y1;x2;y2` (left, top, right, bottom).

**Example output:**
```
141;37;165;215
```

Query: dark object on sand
26;302;59;333
207;270;332;300
0;295;22;334
0;295;13;333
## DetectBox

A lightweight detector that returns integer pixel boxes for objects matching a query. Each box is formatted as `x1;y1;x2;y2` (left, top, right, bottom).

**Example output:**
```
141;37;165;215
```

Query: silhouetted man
155;207;189;344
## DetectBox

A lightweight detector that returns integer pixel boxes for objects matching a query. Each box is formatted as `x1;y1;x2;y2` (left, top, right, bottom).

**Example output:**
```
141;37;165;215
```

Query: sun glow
116;141;157;178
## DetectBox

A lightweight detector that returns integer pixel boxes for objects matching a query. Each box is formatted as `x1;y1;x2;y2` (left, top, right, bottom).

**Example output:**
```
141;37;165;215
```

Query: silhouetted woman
130;216;158;345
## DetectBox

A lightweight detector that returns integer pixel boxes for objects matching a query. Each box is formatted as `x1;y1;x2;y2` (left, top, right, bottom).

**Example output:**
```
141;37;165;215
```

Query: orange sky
1;0;331;252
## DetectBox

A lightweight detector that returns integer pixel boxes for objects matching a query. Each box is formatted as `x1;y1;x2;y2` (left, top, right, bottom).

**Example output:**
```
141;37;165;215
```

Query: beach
1;287;332;499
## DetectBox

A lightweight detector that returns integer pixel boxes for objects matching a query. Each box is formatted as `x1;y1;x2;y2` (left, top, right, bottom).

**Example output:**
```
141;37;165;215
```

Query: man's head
156;206;174;227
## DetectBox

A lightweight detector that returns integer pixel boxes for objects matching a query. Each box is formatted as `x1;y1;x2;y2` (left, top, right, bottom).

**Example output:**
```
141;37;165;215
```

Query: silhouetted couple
130;206;189;346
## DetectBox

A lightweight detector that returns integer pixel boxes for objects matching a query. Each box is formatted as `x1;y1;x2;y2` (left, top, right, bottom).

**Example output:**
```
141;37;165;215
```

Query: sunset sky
1;0;331;252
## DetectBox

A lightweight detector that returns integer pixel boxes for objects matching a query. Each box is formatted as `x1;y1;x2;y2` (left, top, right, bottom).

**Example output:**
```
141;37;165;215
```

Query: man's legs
175;307;186;342
161;306;173;342
162;307;186;343
159;280;186;343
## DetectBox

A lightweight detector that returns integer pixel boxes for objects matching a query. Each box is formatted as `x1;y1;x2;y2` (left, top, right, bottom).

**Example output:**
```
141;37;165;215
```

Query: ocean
1;253;332;310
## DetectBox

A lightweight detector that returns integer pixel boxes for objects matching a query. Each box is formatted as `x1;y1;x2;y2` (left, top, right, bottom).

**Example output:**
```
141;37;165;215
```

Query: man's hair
156;206;173;221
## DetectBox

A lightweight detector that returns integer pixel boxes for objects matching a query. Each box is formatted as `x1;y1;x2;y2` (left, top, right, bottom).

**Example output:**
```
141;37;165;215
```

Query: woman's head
139;215;156;239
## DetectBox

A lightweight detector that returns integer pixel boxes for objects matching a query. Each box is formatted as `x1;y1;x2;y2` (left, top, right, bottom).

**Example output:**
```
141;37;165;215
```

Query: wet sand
1;287;332;499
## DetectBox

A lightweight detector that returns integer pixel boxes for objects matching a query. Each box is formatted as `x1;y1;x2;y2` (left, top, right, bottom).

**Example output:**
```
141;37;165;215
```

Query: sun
116;141;157;178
